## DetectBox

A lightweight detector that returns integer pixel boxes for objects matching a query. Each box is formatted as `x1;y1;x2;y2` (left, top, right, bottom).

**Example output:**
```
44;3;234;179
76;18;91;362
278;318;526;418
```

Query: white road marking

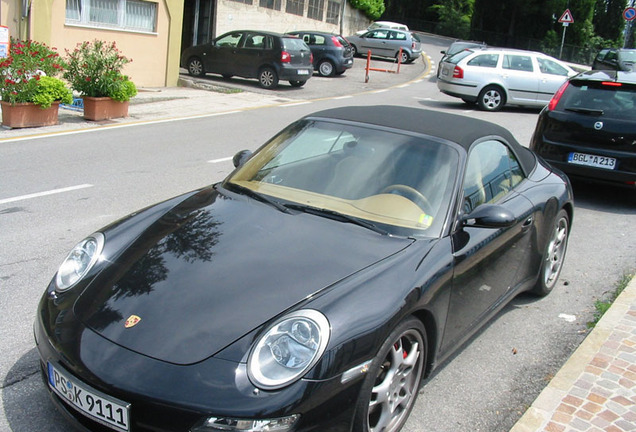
207;157;233;164
0;184;94;205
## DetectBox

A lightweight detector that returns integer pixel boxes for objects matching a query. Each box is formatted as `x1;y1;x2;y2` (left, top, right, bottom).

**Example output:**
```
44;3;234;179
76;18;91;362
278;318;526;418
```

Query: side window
244;34;266;49
503;54;534;72
537;58;569;76
370;30;389;39
467;54;499;68
216;32;243;48
392;31;406;40
313;34;326;45
462;141;525;213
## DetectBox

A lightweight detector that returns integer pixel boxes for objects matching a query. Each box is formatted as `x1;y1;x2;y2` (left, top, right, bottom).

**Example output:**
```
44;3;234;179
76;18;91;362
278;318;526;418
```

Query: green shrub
30;76;73;108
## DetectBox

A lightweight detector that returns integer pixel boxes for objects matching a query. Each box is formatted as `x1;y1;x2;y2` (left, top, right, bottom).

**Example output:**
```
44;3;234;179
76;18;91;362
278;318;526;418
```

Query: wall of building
215;0;371;38
28;0;184;88
0;0;27;40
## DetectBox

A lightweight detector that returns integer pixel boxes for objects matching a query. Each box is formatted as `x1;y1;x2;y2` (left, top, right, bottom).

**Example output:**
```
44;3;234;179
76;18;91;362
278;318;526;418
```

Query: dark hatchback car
437;40;486;78
36;107;572;432
286;31;354;77
530;70;636;190
592;48;636;72
439;40;486;64
181;30;313;89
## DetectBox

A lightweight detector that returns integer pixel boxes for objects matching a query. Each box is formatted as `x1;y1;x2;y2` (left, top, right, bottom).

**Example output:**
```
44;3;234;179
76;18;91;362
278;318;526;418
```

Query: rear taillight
547;81;569;111
331;36;343;48
412;41;416;50
453;66;464;79
310;52;314;63
281;51;291;63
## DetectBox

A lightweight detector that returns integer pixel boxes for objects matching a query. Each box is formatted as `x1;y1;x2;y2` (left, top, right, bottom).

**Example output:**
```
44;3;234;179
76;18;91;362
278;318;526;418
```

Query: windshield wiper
565;107;604;116
284;203;389;235
225;183;291;213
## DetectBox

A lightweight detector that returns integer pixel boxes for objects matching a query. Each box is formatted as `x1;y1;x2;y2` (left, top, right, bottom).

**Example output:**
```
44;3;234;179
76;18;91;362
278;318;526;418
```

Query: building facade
1;0;370;88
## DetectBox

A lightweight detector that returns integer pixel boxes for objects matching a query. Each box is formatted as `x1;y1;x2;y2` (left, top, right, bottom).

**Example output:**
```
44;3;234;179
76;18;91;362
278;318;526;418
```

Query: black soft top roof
307;106;536;174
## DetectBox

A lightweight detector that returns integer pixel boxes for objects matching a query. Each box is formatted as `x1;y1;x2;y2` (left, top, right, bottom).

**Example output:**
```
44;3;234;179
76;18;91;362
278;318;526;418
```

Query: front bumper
34;297;360;432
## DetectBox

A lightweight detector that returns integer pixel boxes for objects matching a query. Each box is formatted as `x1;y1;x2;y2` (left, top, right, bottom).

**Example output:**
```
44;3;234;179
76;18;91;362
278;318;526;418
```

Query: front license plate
48;362;130;432
297;69;309;75
568;152;616;170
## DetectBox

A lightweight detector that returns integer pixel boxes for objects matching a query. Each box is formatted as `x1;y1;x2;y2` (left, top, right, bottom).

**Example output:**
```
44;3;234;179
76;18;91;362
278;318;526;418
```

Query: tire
186;57;205;77
353;317;426;432
532;209;570;296
258;67;279;89
477;85;505;111
289;80;306;87
396;51;410;64
351;44;359;57
317;59;336;77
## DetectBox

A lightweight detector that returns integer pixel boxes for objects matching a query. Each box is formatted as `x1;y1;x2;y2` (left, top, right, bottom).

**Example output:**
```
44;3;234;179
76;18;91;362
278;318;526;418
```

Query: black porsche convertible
35;106;573;432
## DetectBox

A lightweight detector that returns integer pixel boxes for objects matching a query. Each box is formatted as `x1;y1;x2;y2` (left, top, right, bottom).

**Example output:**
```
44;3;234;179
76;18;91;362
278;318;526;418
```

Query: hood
74;186;412;365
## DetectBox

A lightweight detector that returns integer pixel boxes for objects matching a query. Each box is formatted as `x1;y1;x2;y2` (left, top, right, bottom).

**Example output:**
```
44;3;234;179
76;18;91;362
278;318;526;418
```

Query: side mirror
461;204;516;228
440;50;446;54
232;150;252;168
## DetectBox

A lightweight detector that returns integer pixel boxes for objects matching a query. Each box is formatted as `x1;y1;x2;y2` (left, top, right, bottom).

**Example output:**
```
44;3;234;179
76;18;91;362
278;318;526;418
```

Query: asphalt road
1;33;635;432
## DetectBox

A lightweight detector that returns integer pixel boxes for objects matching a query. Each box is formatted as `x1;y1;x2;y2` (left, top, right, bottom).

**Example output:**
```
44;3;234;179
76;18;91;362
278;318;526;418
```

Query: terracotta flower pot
82;97;129;121
1;101;61;129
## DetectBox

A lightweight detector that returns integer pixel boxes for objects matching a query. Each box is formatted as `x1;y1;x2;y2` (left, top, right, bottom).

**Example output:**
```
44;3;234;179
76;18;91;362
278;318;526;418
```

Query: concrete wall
215;0;371;38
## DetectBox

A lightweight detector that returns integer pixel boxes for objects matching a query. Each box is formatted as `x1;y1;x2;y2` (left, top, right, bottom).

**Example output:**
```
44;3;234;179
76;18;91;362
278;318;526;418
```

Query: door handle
522;216;533;231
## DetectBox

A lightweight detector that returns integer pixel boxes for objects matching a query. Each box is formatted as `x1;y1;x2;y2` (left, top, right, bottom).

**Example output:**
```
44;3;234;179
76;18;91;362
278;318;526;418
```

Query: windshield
226;119;459;237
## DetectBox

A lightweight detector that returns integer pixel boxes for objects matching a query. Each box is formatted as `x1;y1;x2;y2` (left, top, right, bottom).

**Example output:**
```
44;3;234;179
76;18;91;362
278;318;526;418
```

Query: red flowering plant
0;38;72;108
63;40;137;102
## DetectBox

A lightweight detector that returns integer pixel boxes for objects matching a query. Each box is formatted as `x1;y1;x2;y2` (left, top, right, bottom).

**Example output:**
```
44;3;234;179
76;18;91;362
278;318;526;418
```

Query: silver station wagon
437;48;577;111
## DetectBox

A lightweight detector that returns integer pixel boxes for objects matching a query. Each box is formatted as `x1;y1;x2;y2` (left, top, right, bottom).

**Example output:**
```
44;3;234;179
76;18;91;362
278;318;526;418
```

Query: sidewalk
0;77;294;141
511;276;636;432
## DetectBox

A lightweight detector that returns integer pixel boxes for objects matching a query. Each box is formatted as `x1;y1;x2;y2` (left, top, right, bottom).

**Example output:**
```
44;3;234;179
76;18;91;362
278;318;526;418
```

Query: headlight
248;309;330;390
55;233;105;291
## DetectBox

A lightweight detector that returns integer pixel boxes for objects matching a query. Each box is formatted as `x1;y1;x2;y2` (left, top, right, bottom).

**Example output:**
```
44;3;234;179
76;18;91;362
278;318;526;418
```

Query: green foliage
587;272;634;328
0;38;68;107
349;0;386;20
430;0;474;39
64;40;137;101
109;77;138;102
30;76;73;108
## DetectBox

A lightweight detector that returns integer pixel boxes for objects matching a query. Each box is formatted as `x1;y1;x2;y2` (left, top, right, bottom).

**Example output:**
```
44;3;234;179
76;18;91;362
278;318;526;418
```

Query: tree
593;0;625;43
349;0;386;20
429;0;474;39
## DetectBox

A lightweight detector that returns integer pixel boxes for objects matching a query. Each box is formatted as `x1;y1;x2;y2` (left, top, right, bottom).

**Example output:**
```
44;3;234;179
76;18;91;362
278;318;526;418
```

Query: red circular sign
624;7;636;21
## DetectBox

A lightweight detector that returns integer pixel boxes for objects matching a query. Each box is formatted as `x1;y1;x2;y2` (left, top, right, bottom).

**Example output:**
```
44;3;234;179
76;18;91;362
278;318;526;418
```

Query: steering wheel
381;184;433;215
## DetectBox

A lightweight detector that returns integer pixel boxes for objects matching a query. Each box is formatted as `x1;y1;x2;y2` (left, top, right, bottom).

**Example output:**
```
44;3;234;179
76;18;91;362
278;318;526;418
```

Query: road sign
624;7;636;21
558;9;574;24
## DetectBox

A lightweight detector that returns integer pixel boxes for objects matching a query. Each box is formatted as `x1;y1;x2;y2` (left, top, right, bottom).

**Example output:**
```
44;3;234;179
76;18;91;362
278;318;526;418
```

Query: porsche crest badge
125;315;142;328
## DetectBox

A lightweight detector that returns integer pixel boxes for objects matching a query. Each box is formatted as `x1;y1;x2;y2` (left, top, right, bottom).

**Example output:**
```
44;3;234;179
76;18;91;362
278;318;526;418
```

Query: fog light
191;414;300;431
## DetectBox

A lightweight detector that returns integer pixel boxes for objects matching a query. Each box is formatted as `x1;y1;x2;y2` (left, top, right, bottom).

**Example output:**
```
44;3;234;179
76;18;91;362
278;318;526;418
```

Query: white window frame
65;0;158;34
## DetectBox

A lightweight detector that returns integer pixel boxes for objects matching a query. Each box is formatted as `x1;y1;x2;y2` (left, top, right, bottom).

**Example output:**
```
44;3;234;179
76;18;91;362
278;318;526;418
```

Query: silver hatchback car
346;28;422;63
437;48;577;111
